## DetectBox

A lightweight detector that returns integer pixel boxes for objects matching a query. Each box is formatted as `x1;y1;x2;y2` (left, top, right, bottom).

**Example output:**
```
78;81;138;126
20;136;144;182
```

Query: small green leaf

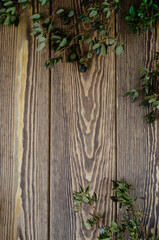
84;222;91;229
39;36;46;43
89;10;98;18
82;196;89;203
103;7;109;12
18;0;27;3
56;8;64;14
129;6;135;17
4;1;13;7
22;2;28;9
59;38;67;47
101;43;107;56
93;43;100;50
124;89;136;96
68;10;74;17
139;68;149;73
41;0;47;5
70;53;76;61
4;15;11;25
112;221;118;229
106;10;111;19
87;52;93;58
11;7;16;15
37;42;45;51
30;14;41;20
116;45;123;55
108;39;116;46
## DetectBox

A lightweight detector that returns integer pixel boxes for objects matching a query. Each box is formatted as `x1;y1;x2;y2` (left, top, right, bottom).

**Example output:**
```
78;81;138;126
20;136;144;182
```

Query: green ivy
73;180;158;240
126;0;159;34
31;0;123;72
0;0;49;27
125;53;159;124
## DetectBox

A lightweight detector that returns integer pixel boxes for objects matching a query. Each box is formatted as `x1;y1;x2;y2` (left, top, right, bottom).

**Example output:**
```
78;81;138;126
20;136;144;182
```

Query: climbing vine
125;53;159;124
31;0;123;72
0;0;159;122
126;0;159;33
73;180;158;240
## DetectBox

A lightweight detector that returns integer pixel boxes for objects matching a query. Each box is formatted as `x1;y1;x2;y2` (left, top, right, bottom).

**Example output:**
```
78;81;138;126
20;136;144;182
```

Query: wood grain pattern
116;2;159;237
0;1;159;239
0;7;49;240
0;21;18;240
50;1;116;239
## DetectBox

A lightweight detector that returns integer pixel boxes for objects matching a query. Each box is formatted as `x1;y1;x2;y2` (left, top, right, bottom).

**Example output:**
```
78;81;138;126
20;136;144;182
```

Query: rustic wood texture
0;8;49;240
116;1;159;237
0;0;159;239
50;1;116;239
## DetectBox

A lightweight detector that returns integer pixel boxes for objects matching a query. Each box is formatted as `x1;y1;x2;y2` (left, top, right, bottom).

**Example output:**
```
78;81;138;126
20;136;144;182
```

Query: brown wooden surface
116;1;159;236
0;0;158;239
0;9;49;240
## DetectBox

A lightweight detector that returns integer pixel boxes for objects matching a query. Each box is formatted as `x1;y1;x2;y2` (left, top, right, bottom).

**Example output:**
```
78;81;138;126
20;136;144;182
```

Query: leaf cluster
125;0;159;34
73;180;158;239
0;0;29;26
124;53;159;123
0;0;49;27
30;0;123;72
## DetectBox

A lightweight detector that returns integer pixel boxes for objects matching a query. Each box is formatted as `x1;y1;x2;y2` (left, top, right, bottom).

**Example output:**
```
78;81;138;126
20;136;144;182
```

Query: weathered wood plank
0;8;49;240
50;1;116;239
116;2;159;237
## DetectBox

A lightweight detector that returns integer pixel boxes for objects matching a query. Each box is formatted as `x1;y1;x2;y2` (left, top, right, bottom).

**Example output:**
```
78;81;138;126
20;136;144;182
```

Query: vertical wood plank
0;8;49;240
116;2;159;237
50;1;116;239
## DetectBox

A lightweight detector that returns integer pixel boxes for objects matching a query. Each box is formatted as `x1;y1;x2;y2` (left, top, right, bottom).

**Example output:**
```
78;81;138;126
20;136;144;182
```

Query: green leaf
4;1;13;6
111;221;118;229
41;0;47;5
70;53;76;61
125;16;132;22
51;35;61;40
93;43;100;50
101;43;107;56
0;8;6;14
4;15;11;25
18;0;27;3
153;4;158;10
56;8;64;14
82;196;89;203
87;52;93;58
30;14;41;20
103;7;109;13
84;222;91;229
6;7;13;13
37;42;45;51
108;39;116;46
134;91;139;98
110;227;117;233
116;45;123;55
139;68;148;73
124;89;136;96
89;10;98;18
11;7;16;15
35;28;43;32
85;185;90;194
106;10;111;19
68;10;74;17
39;36;46;43
59;38;67;47
129;6;135;17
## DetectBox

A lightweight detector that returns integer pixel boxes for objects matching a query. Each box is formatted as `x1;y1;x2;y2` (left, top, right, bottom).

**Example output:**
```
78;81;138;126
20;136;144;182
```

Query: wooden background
0;0;159;239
